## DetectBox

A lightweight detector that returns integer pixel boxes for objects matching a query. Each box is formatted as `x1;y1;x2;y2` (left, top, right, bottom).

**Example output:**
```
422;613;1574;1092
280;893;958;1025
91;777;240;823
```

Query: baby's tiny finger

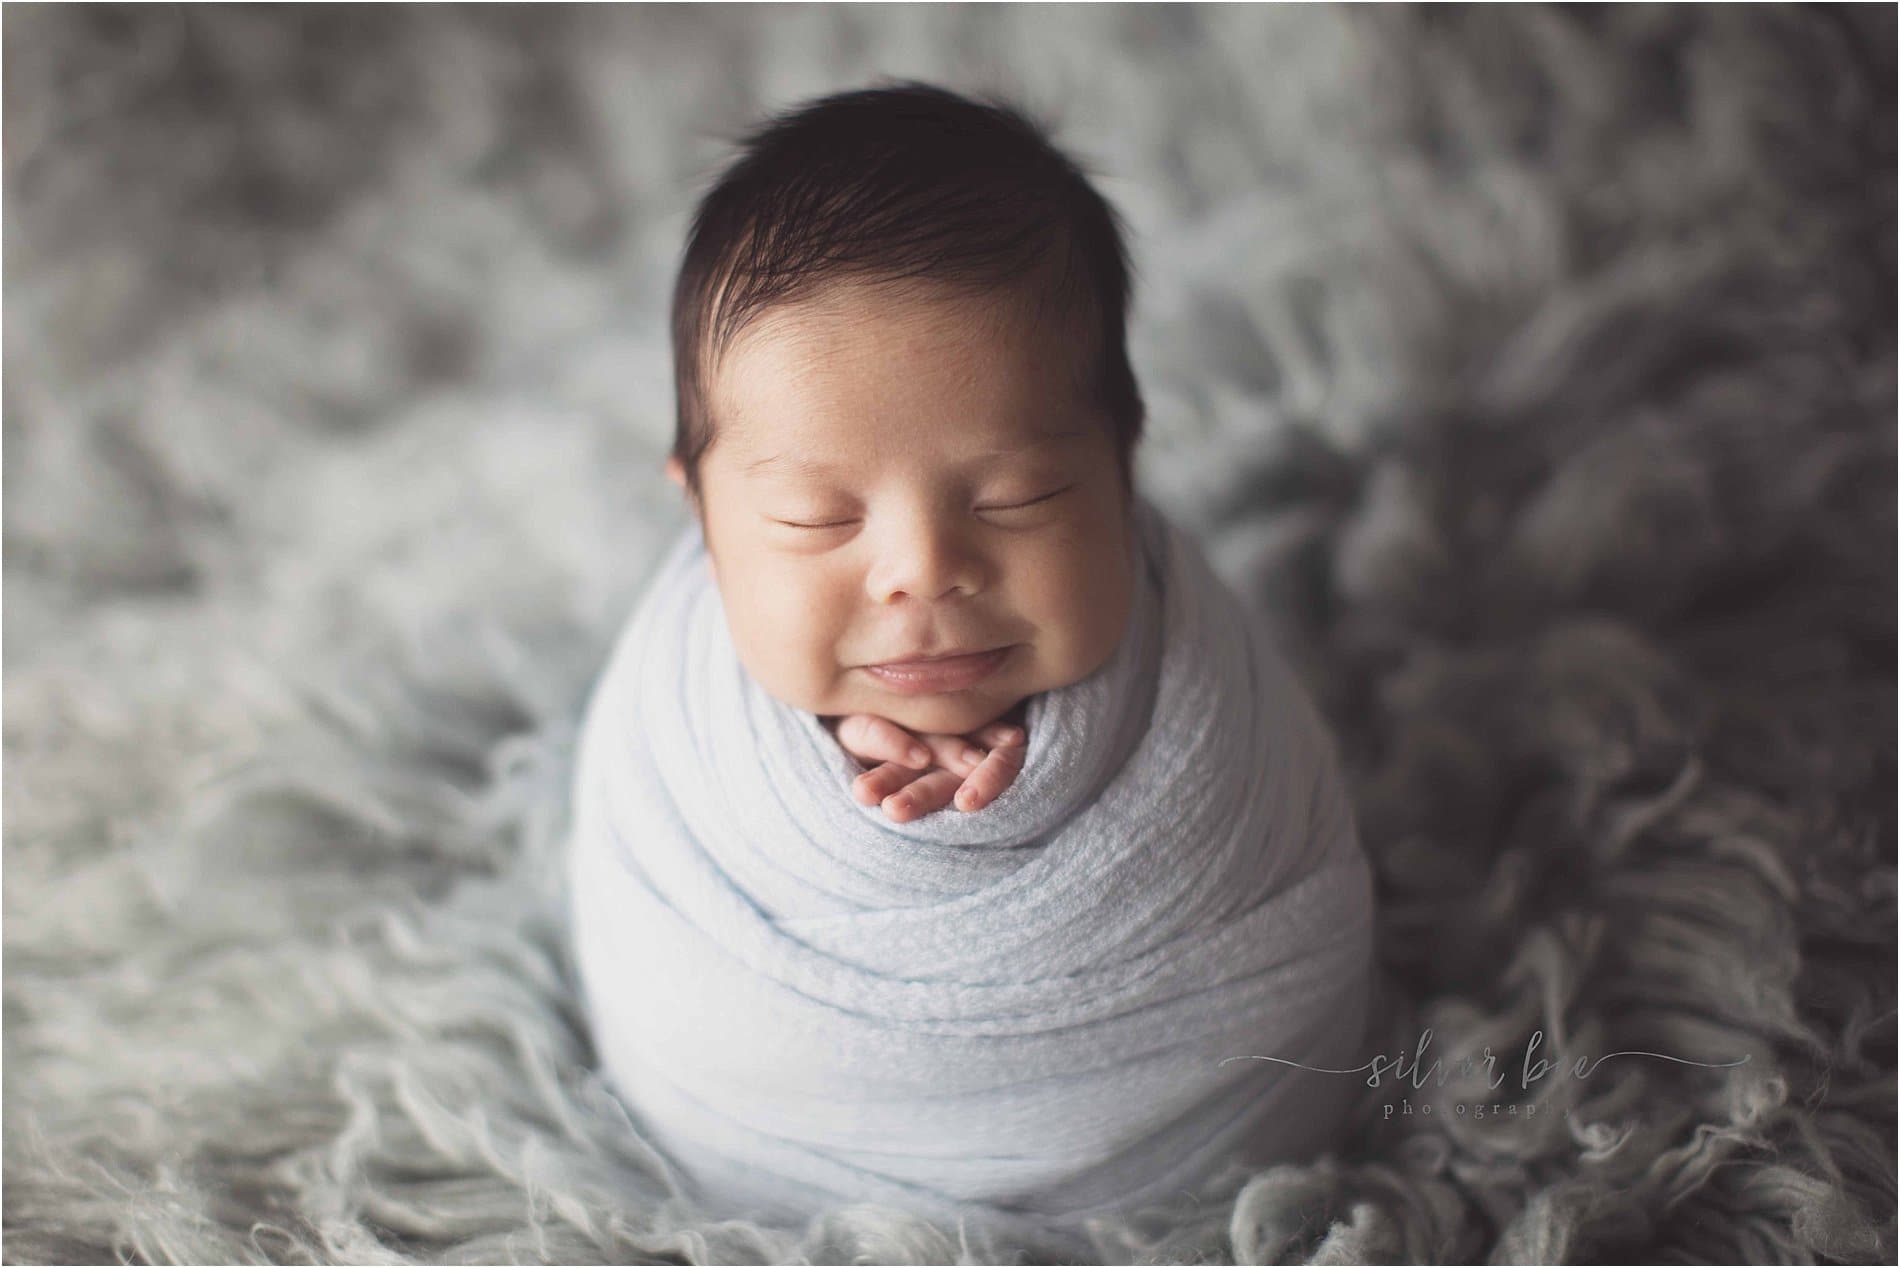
970;721;1027;751
836;714;932;770
883;769;961;823
919;732;985;778
853;762;922;807
954;743;1027;813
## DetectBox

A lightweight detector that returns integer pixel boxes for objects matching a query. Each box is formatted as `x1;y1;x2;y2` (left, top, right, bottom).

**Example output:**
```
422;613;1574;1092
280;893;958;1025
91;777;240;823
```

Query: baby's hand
828;715;1027;824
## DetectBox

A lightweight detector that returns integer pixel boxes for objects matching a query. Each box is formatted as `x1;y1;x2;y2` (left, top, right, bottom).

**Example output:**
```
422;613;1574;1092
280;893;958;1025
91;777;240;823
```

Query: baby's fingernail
962;745;986;766
998;727;1023;744
907;746;930;767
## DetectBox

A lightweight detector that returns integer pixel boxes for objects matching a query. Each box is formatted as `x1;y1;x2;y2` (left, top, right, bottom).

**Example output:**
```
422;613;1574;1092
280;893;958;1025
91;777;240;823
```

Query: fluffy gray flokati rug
5;7;1893;1264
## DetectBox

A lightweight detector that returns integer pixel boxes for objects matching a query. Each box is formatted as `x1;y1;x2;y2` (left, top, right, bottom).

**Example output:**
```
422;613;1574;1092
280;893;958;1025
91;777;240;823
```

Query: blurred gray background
5;6;1894;1264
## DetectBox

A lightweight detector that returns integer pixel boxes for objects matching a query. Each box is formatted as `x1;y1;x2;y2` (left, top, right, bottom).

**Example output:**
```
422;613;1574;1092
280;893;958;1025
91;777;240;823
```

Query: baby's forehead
729;276;1050;353
716;398;1089;464
710;374;1098;481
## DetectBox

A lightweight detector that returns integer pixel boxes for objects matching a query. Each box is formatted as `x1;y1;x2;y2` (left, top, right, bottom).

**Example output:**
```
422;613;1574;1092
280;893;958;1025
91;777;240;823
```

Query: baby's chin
849;690;1025;739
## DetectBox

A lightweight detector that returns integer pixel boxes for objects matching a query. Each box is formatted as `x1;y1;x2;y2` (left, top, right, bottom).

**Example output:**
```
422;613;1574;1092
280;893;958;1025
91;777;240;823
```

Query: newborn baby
664;268;1131;825
568;80;1375;1243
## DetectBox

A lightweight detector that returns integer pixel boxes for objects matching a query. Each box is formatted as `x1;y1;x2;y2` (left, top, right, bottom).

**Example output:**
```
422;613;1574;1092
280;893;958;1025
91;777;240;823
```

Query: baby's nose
865;517;986;603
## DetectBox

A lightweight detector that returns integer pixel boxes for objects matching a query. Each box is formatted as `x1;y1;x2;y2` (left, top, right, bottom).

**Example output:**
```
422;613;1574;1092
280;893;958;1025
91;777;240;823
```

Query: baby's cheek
1021;538;1132;687
725;565;850;710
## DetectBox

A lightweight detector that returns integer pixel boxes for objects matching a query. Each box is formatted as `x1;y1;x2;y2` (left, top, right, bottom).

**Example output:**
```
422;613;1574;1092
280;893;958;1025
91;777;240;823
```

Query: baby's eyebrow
976;427;1086;457
742;427;1086;478
741;452;842;479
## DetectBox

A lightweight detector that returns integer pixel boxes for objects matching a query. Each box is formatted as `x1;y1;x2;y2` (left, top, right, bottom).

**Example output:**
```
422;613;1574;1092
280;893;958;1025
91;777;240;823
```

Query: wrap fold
566;497;1374;1232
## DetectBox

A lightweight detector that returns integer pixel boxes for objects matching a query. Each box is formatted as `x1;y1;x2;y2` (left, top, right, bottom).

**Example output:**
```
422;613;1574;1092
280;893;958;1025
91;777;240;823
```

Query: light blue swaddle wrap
565;496;1375;1239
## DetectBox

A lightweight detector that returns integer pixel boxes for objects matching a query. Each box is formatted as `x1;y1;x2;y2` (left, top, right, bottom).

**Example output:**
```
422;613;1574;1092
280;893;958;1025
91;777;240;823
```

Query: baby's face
685;279;1135;737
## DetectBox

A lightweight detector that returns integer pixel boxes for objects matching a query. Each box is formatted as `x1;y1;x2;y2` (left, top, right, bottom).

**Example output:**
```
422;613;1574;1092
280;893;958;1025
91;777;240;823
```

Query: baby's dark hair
669;80;1145;496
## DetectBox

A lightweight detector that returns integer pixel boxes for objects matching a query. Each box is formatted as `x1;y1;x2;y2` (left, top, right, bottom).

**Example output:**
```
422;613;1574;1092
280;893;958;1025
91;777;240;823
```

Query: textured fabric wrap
565;497;1375;1232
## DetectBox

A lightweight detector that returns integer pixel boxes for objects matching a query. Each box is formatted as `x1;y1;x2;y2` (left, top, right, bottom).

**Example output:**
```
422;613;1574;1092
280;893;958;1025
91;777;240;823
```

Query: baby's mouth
860;646;1015;695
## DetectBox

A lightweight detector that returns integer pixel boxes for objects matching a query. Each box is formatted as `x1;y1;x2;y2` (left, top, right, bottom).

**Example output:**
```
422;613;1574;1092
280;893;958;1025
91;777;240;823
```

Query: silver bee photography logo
1224;1027;1753;1124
